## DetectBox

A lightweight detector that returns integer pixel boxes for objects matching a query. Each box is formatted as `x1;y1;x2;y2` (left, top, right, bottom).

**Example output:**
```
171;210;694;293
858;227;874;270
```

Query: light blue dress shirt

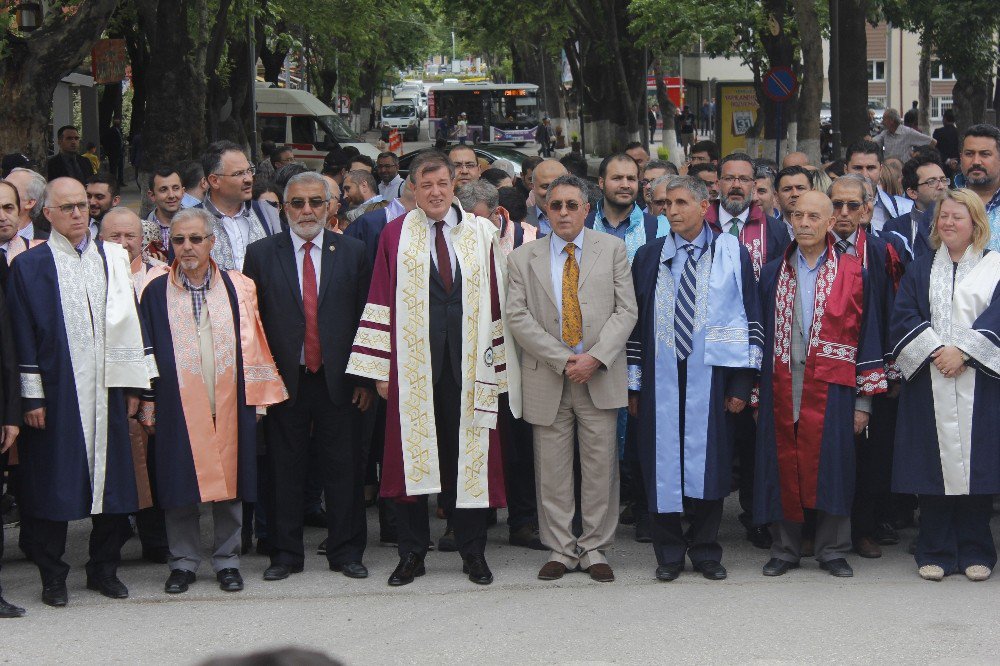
796;249;824;346
536;206;551;237
550;228;586;354
667;225;711;289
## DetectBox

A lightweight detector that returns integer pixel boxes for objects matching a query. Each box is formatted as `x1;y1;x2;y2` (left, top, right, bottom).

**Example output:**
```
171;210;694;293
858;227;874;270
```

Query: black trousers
135;506;168;551
852;395;896;537
267;367;366;568
395;359;488;558
651;498;724;566
917;494;996;572
0;452;6;581
24;513;131;585
501;395;537;532
732;409;757;519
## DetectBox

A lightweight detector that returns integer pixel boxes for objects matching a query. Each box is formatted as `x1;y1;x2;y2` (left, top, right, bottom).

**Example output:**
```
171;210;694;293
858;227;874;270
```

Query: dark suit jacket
345;207;401;267
45;153;94;184
242;229;372;406
883;208;931;260
428;261;464;387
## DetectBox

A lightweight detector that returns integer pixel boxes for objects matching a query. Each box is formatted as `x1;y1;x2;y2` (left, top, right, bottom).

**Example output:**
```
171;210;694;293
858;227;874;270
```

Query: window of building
930;60;955;81
867;60;886;82
931;96;953;121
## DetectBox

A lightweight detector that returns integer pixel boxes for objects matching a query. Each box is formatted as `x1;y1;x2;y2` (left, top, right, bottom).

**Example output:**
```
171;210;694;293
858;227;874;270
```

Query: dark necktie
434;220;453;292
835;238;851;255
0;247;7;266
675;244;698;360
302;241;321;372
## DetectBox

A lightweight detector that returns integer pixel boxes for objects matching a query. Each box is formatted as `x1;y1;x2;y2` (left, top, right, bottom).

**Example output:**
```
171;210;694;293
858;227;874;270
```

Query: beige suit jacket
505;229;638;427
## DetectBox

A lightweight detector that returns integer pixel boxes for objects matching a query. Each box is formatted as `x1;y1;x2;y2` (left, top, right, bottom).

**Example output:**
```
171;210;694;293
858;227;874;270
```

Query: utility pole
247;12;258;162
829;0;842;159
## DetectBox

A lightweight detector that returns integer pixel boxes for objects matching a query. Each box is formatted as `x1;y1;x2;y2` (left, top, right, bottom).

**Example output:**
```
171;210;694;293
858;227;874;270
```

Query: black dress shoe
462;554;494;585
874;522;900;545
303;510;328;528
388;553;425;586
747;525;773;549
634;514;652;543
41;581;68;607
217;568;244;591
655;562;684;581
0;595;26;618
437;526;457;552
819;558;854;577
331;561;369;579
263;563;302;581
87;575;129;599
164;569;196;594
142;547;170;564
317;538;327;556
508;525;546;550
694;560;728;580
762;557;799;577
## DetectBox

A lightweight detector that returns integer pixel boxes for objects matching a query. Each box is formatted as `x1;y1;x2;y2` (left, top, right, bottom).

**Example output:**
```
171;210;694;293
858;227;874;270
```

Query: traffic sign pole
762;66;799;164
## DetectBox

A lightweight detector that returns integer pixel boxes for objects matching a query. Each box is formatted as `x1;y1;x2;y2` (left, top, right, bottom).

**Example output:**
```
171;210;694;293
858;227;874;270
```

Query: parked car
396;145;528;178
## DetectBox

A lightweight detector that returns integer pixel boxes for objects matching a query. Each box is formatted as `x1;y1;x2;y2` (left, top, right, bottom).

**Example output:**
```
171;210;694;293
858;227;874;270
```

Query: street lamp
16;2;42;32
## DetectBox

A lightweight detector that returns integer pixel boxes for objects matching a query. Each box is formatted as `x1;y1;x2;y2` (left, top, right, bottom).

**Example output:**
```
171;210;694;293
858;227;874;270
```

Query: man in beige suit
506;174;638;583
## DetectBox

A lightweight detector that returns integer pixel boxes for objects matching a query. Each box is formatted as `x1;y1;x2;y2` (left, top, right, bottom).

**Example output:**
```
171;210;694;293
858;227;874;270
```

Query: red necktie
434;220;453;292
302;241;321;372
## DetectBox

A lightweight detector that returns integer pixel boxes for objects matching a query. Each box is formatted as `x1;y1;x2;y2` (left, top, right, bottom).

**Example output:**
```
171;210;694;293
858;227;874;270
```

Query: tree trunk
257;18;287;84
512;42;564;124
953;76;989;132
792;0;823;164
121;18;149;144
653;57;680;165
0;0;119;164
756;0;797;151
918;36;931;134
835;0;869;148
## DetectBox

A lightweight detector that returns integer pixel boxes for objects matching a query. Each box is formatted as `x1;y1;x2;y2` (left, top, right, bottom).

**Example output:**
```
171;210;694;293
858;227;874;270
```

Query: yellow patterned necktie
562;243;582;347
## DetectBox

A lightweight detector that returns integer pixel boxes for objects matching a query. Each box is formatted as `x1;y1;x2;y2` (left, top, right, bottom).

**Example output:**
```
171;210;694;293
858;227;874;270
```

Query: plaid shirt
180;269;210;325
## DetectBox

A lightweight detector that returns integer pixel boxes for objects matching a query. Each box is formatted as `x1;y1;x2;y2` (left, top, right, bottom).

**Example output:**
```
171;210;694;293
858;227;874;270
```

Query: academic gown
7;240;143;521
754;245;887;524
140;270;259;510
890;248;1000;495
629;230;762;513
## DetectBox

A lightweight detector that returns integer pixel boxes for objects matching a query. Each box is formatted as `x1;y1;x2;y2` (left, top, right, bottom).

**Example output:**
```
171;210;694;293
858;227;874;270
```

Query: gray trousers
164;499;242;574
769;511;851;563
533;376;620;570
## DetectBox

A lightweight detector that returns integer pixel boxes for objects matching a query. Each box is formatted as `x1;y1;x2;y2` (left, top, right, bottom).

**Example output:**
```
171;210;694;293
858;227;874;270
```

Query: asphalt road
3;497;999;665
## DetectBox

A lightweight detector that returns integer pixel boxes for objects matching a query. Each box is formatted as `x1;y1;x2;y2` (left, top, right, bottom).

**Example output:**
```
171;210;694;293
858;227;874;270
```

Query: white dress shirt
291;230;323;364
428;205;458;277
718;205;751;233
549;228;585;354
379;175;404;200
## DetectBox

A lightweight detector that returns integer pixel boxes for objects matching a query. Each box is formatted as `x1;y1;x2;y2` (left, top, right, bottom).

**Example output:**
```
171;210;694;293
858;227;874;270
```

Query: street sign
762;66;798;103
91;39;127;84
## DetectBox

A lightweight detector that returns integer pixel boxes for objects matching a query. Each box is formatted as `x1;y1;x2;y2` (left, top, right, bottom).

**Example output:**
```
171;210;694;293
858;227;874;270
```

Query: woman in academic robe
891;188;1000;582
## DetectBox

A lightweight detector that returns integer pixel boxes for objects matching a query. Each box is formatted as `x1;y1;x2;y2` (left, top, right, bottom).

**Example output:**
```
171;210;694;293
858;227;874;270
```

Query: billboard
716;83;759;156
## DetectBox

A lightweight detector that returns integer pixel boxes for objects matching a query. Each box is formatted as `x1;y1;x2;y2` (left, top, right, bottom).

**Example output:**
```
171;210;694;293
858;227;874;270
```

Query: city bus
427;82;540;145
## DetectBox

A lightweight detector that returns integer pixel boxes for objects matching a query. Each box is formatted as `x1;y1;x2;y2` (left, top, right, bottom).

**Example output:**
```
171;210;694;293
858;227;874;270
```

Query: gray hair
547;174;591;201
98;206;143;236
883;108;901;124
169;207;215;236
456;181;499;212
9;167;47;222
345;169;378;194
828;173;873;203
643;159;673;175
283;171;333;202
661;174;709;202
491;159;517;178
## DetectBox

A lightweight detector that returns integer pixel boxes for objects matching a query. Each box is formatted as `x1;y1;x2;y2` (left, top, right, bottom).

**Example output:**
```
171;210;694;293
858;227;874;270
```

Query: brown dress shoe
854;536;883;558
588;563;615;582
537;561;567;580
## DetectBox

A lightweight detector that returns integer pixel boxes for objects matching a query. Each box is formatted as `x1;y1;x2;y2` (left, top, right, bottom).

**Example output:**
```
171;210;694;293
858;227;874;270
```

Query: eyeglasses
651;198;668;207
548;200;582;212
214;166;256;179
170;233;214;246
918;176;950;187
453;162;478;170
48;202;88;214
286;197;329;210
831;200;864;211
720;176;754;185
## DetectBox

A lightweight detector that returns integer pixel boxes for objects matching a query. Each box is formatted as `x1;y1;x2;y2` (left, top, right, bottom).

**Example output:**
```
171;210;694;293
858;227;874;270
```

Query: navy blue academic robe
629;230;761;513
754;250;886;523
890;250;1000;495
140;270;259;510
7;242;139;521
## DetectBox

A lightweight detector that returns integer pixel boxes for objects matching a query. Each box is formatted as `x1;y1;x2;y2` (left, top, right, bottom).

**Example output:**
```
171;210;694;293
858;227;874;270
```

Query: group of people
1;119;999;620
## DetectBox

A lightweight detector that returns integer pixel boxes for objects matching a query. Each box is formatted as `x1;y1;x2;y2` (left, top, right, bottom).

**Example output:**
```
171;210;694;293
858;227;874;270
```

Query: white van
255;86;379;170
381;99;421;141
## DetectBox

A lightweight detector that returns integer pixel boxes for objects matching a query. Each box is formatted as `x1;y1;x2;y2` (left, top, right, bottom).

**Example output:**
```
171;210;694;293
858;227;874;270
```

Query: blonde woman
891;188;1000;582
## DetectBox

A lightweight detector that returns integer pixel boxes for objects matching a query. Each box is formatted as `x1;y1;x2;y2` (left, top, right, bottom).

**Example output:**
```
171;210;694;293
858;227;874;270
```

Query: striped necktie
675;244;699;360
835;238;850;255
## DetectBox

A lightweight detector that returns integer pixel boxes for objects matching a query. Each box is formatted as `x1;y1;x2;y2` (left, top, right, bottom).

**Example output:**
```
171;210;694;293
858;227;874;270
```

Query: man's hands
353;387;374;412
375;381;389;400
854;410;869;435
725;397;747;413
932;345;967;378
0;425;19;453
565;354;601;384
24;408;45;430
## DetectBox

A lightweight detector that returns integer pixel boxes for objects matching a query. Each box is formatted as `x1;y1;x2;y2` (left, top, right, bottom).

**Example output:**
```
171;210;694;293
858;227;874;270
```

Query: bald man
781;152;810;169
755;190;886;579
523;159;568;237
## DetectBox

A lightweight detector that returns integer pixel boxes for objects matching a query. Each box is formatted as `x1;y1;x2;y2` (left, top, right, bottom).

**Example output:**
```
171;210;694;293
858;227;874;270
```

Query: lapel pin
329;244;336;252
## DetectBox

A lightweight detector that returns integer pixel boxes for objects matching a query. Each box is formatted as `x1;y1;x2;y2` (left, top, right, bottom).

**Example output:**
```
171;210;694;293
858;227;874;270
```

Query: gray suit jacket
505;229;638;426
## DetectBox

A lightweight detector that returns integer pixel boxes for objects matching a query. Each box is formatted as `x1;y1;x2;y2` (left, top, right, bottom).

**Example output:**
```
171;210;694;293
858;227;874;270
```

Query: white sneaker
965;565;991;581
918;565;945;581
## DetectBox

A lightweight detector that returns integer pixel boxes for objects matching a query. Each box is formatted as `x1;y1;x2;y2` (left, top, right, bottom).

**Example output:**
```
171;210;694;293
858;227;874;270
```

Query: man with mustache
242;173;374;582
953;124;1000;251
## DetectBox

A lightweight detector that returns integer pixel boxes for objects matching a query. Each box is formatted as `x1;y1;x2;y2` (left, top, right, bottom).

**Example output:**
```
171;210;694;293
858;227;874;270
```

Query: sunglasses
286;197;329;210
831;200;864;211
548;200;582;212
170;233;214;246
